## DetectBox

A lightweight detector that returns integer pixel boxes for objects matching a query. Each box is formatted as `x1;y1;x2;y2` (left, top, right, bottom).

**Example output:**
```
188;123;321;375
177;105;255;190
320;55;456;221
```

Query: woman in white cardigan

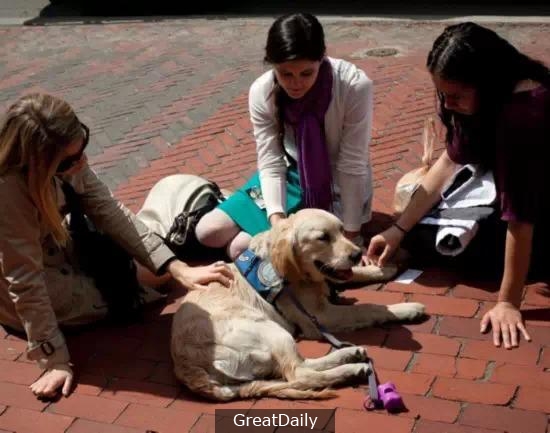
196;12;374;259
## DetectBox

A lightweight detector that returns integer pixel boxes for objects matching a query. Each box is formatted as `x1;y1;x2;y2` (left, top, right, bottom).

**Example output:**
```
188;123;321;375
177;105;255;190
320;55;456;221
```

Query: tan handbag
393;116;437;215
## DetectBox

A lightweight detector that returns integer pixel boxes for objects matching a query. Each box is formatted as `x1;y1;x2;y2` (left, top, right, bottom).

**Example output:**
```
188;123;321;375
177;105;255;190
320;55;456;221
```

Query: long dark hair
264;13;326;146
427;22;550;163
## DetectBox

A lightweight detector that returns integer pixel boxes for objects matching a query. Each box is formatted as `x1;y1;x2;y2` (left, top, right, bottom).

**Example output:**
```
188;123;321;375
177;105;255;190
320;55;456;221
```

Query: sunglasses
56;122;89;173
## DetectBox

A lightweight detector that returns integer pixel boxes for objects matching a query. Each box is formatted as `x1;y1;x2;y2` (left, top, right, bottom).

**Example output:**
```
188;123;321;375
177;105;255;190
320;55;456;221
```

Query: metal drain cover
350;47;400;59
365;47;399;57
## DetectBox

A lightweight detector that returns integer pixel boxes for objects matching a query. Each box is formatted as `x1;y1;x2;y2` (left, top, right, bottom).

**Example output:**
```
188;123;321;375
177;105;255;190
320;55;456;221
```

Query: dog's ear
269;218;302;283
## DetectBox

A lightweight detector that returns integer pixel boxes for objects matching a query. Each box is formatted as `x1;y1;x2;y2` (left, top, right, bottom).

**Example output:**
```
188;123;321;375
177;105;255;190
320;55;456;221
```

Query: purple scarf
283;58;334;211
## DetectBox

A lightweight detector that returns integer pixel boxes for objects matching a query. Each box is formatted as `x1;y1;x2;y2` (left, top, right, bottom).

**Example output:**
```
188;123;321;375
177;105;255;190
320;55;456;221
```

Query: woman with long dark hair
196;12;374;258
367;22;550;349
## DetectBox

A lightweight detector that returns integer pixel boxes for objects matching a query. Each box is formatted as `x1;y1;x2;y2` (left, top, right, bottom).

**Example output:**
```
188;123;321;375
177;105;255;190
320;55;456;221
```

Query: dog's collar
234;248;286;305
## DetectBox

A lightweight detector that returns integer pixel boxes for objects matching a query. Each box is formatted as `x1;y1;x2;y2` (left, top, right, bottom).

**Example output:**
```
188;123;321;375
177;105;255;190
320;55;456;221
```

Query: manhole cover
350;47;400;59
365;47;399;57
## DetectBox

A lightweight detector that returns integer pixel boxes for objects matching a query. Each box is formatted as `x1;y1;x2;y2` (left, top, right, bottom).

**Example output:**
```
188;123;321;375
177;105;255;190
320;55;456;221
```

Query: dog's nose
349;249;362;264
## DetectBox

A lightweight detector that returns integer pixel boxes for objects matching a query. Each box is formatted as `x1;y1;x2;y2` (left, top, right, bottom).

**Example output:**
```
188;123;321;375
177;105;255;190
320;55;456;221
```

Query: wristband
392;222;408;235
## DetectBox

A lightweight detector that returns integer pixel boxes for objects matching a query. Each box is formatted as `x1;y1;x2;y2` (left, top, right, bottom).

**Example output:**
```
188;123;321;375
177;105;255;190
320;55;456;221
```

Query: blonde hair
0;93;85;245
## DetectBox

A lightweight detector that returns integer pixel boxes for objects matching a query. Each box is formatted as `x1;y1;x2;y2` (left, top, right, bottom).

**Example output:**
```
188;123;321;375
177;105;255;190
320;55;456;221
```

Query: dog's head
250;209;362;284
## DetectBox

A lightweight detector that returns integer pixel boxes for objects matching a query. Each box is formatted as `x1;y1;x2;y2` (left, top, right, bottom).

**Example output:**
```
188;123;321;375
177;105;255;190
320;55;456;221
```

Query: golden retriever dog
171;209;425;401
393;116;436;215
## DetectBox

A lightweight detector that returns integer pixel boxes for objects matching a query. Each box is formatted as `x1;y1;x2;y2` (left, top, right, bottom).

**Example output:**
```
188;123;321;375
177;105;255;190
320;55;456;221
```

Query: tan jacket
0;164;175;369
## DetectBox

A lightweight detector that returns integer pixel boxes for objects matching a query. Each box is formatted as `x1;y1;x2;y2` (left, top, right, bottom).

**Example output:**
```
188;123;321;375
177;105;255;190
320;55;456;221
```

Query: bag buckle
40;341;55;356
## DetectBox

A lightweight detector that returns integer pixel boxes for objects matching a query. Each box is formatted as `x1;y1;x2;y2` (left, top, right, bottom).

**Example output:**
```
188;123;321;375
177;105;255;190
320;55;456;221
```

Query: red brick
460;403;547;433
452;282;500;301
115;403;201;433
0;359;41;385
73;374;107;396
523;282;550;306
513;386;550;412
296;340;332;358
540;348;550;368
198;146;220;166
82;356;156;381
489;362;550;389
332;328;388;347
414;419;506;433
412;354;486;379
377;369;434;395
439;317;486;340
367;346;412;371
77;332;143;359
0;338;27;361
312;386;369;411
526;325;550;346
432;377;515;404
49;393;128;423
461;339;540;365
170;388;254;415
100;378;178;407
385;268;455;295
385;330;460;356
189;414;215;433
409;294;479;317
455;358;488;380
523;305;550;328
339;288;406;305
0;381;48;411
0;406;74;433
149;362;179;387
385;314;437;334
396;394;460;423
335;408;413;433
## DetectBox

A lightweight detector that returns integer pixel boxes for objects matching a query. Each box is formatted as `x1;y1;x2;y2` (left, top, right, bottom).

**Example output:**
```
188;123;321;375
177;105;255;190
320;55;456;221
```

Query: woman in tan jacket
0;93;232;398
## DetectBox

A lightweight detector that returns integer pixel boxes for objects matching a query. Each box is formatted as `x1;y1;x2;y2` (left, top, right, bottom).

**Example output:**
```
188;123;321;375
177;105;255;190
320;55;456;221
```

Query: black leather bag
62;182;144;324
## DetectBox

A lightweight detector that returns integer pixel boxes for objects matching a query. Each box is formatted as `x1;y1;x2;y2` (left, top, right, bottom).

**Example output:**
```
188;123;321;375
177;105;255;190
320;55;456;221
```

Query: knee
227;232;252;260
195;209;239;248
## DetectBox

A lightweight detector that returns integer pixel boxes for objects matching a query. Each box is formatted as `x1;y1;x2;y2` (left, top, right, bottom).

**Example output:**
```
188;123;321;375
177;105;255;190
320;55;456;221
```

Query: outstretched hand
168;260;233;291
480;302;531;349
366;225;405;267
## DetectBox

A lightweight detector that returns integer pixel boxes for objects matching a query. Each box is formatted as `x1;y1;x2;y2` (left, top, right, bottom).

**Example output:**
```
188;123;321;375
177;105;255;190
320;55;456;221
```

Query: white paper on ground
394;268;423;284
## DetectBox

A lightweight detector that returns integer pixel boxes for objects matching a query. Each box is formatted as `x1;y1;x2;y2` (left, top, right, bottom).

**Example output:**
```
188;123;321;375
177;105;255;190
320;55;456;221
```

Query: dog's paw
378;263;399;280
352;346;368;363
339;346;368;363
353;362;371;379
389;302;426;321
351;264;398;283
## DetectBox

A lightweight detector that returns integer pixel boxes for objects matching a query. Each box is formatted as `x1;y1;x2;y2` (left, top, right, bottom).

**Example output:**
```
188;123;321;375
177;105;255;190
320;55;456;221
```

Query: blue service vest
234;249;285;304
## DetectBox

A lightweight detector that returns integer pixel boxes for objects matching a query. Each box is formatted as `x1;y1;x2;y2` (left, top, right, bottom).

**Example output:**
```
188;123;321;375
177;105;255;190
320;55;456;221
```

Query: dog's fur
393;117;436;215
170;209;425;401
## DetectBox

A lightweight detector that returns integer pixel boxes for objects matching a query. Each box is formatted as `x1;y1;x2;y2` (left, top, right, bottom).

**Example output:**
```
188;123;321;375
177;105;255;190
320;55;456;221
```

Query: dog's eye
317;232;331;242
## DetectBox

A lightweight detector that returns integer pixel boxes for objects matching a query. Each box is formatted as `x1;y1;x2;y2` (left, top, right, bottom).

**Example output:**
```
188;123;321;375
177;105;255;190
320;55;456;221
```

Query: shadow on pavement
25;0;550;25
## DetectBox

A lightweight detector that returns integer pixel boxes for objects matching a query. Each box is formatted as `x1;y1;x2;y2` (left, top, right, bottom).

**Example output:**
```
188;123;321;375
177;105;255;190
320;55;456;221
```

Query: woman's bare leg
195;208;251;260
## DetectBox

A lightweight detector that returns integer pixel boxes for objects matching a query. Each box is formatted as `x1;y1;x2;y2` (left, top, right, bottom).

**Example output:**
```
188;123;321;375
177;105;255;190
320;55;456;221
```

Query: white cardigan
248;56;373;231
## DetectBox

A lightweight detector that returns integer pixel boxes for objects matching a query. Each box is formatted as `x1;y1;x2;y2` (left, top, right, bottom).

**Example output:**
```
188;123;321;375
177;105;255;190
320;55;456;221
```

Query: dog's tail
238;380;336;400
176;366;335;401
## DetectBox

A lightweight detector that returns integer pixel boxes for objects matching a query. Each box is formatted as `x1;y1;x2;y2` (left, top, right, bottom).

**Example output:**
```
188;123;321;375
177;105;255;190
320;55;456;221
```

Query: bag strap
182;181;225;213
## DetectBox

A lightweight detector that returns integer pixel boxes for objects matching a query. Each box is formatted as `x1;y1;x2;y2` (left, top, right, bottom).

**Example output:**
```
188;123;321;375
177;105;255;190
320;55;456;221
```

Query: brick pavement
0;18;549;433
